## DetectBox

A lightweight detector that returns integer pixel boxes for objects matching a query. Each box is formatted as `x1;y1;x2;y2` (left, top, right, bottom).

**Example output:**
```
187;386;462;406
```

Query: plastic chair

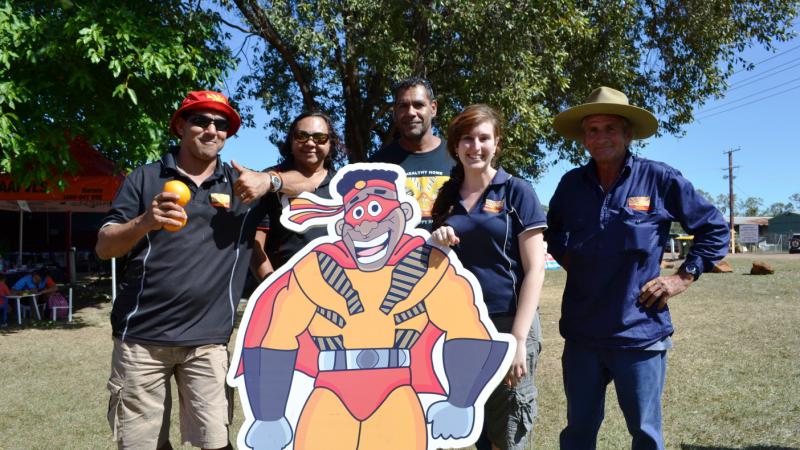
51;286;73;322
19;298;45;320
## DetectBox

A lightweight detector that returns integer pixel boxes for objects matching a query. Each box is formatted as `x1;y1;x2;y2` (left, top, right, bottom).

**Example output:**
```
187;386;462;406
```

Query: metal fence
740;233;798;253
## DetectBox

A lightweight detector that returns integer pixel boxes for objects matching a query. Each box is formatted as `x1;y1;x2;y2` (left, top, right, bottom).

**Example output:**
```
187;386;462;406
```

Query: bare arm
507;229;546;386
38;279;58;296
251;229;275;281
275;170;318;196
232;161;318;202
95;192;185;260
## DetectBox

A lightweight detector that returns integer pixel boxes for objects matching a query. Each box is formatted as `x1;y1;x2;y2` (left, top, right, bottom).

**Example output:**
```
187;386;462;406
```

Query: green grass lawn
1;254;798;450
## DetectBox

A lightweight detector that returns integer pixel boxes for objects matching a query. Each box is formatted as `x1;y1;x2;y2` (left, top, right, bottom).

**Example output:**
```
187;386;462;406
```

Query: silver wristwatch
267;171;282;193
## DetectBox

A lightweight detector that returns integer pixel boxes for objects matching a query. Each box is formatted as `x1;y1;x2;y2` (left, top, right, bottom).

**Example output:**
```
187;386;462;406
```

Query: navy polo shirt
545;153;729;349
102;147;269;346
445;168;547;316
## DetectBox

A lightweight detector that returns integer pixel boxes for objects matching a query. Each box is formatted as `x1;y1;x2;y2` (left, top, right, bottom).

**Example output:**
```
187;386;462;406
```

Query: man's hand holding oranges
146;180;191;232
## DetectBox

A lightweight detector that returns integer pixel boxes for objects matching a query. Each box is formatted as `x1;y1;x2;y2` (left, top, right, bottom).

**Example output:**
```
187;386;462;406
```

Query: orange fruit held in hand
163;215;187;232
163;180;190;232
164;180;191;206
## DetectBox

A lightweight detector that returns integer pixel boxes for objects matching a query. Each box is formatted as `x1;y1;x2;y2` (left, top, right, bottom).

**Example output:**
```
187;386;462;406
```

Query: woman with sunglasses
430;104;547;450
251;111;345;279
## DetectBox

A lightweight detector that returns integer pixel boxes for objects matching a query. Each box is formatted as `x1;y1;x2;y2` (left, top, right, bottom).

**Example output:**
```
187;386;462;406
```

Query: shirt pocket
564;219;593;260
620;207;665;253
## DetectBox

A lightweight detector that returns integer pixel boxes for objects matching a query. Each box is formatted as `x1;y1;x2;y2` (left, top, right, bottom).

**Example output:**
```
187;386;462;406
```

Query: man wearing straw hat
545;87;729;449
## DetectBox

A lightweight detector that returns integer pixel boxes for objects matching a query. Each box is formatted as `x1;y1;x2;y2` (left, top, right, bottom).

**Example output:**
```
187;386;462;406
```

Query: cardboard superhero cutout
228;163;515;450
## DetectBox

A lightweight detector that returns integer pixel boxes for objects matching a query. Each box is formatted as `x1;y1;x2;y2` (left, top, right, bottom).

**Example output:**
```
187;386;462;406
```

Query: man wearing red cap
230;165;512;450
96;90;278;450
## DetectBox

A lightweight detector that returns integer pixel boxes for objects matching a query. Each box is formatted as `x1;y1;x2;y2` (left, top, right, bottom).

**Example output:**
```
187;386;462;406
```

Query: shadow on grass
1;276;113;333
681;445;800;450
0;317;92;333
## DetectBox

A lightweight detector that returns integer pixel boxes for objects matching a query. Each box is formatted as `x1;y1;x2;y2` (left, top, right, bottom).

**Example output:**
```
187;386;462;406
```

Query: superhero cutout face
336;180;414;271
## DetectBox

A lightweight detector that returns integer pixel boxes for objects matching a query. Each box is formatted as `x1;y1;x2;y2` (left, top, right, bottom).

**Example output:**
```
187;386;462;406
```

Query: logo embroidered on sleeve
627;196;651;212
210;193;231;208
482;198;505;213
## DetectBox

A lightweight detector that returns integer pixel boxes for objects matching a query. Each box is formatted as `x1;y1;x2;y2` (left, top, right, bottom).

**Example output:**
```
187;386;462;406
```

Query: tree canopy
226;0;797;178
0;0;232;187
707;192;799;216
2;0;798;185
762;201;795;217
737;196;764;217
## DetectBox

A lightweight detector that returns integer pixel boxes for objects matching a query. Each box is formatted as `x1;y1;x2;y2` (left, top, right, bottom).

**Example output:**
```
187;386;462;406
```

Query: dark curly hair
431;104;502;229
278;111;344;169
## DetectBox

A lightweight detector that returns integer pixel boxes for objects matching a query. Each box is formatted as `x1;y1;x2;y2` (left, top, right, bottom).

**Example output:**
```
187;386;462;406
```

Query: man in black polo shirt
96;91;275;450
369;77;454;231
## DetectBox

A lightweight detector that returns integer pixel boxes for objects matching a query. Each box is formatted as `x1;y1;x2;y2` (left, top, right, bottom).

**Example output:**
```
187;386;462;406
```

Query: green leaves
1;0;234;187
231;0;796;178
3;0;796;185
127;87;138;105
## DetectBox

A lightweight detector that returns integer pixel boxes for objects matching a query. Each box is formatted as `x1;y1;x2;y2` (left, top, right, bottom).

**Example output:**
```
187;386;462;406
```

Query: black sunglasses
294;130;330;145
188;115;230;132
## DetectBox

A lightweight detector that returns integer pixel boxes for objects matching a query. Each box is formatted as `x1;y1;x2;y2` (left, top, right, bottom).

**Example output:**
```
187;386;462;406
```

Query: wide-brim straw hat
553;86;657;140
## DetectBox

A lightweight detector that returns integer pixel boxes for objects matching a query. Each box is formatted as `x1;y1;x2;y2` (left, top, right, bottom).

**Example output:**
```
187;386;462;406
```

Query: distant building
725;216;771;236
768;212;800;235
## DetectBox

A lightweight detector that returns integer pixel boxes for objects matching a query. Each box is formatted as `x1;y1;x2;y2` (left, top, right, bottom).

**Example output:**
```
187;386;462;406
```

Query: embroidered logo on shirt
483;198;505;213
210;193;231;208
627;196;651;212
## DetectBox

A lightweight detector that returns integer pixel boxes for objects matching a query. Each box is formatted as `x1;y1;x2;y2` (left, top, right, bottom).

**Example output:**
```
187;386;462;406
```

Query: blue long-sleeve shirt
545;153;729;349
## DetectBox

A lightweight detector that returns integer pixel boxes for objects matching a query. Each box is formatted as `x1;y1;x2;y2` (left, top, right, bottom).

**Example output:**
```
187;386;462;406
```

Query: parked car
790;233;800;254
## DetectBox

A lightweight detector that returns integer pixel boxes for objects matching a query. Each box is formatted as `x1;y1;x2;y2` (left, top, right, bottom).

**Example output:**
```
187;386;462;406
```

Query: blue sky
220;23;799;210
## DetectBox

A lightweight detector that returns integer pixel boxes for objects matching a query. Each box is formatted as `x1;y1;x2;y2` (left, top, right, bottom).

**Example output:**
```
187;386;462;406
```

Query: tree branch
233;0;317;110
218;16;255;35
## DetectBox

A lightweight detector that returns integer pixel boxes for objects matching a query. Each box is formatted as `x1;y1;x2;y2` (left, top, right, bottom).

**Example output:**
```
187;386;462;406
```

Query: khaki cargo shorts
106;338;232;449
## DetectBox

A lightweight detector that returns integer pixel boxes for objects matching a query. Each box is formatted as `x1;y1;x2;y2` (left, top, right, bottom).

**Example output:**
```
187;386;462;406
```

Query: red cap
169;90;241;137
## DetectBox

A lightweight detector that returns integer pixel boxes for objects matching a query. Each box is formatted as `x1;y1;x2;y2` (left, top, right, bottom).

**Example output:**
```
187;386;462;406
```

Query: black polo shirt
102;147;268;346
369;140;455;231
259;164;335;270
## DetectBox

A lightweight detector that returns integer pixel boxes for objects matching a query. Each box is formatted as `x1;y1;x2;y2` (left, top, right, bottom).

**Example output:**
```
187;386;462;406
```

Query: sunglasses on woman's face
294;130;330;145
188;115;231;132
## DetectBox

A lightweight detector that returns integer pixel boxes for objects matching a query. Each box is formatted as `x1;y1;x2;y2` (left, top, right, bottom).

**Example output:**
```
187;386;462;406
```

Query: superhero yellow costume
232;166;510;450
239;236;495;449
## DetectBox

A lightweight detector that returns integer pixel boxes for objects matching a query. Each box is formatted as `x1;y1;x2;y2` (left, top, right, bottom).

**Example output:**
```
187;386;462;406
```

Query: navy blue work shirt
545;153;729;349
445;168;547;316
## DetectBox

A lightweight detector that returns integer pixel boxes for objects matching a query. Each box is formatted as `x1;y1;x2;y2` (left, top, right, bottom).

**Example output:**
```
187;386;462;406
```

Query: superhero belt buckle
318;348;411;371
